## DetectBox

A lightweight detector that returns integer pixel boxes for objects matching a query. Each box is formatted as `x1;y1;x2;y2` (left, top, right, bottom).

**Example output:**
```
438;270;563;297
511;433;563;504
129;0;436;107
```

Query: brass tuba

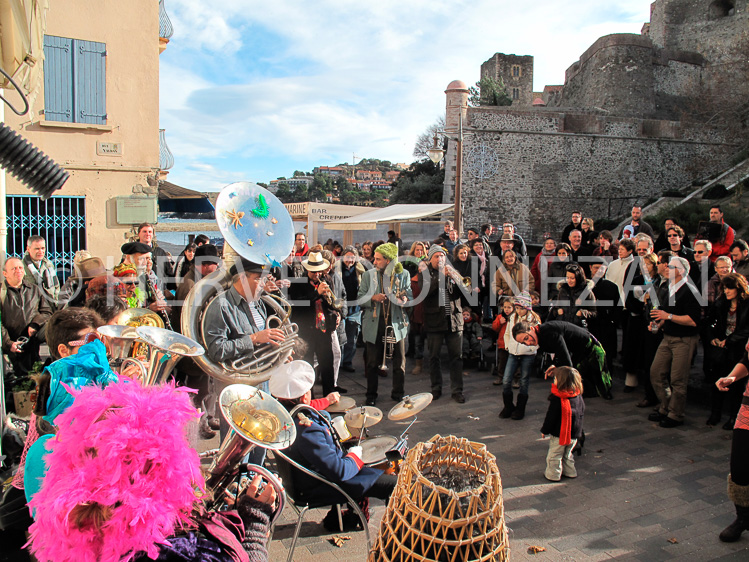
181;182;299;387
204;384;294;517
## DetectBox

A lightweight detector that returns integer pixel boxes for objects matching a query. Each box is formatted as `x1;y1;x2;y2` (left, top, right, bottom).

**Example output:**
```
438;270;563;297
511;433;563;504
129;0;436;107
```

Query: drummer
269;361;397;531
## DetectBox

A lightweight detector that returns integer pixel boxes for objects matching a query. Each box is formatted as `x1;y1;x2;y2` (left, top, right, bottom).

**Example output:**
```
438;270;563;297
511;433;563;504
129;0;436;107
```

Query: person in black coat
706;273;749;429
588;258;621;372
512;320;612;399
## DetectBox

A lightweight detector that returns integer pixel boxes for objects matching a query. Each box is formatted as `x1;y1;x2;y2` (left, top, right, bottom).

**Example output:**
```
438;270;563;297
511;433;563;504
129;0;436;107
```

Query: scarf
474;252;486;277
551;383;580;446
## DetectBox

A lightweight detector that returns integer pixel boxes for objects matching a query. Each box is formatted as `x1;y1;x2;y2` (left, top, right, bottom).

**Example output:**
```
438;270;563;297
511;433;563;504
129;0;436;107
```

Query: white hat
268;360;316;399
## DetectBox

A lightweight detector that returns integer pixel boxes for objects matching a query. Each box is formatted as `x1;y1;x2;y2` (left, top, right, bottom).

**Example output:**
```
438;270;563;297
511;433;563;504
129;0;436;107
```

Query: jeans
427;330;463;395
342;317;360;367
503;353;535;395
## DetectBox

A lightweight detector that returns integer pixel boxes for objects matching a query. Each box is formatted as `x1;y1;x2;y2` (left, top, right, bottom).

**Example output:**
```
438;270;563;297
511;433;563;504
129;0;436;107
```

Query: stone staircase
616;156;749;232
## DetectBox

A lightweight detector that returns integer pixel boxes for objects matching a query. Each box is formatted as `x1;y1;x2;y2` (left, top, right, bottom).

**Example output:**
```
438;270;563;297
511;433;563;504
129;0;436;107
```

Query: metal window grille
6;195;87;281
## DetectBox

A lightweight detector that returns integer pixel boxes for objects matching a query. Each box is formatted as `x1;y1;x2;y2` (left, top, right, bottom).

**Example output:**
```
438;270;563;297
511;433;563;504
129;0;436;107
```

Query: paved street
266;347;749;561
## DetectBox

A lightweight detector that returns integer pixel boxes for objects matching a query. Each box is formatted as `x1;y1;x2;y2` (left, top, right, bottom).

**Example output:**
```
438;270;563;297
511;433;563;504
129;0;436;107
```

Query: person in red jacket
706;205;735;261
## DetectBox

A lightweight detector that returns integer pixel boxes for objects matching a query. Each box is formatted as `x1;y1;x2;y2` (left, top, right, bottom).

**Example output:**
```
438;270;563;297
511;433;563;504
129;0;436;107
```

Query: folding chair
273;450;371;562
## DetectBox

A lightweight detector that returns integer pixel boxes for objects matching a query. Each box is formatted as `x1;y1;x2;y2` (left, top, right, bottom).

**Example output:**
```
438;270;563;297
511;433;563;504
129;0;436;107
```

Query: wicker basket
369;434;509;561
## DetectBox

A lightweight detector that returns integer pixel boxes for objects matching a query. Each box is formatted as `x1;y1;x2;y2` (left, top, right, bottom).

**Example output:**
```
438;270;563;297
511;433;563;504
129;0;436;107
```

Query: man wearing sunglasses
688;240;715;297
648;256;701;428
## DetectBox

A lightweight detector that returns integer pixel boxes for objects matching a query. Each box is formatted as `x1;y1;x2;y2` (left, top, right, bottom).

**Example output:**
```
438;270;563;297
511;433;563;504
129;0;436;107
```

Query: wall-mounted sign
97;141;123;156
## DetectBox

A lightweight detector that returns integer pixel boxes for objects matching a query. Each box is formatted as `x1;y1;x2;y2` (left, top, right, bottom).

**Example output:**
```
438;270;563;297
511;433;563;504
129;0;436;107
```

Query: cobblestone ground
264;345;749;561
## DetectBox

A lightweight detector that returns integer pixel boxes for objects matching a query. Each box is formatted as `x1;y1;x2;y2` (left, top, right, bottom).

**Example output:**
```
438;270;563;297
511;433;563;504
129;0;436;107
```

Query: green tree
389;160;444;204
468;75;512;107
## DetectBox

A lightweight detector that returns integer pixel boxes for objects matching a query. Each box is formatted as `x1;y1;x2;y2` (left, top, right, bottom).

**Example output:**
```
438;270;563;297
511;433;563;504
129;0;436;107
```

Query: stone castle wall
456;108;733;241
449;0;747;241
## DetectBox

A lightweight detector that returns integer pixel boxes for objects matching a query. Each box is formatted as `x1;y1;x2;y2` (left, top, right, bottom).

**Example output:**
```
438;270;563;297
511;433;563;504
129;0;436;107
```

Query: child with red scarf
540;366;585;482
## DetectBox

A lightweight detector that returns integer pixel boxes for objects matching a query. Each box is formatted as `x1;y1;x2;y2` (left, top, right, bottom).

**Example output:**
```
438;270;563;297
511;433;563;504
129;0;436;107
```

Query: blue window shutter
43;35;74;122
74;40;107;124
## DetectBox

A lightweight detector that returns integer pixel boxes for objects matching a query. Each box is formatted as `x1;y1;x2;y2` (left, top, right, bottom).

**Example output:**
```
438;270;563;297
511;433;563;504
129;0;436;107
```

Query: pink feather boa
27;380;205;562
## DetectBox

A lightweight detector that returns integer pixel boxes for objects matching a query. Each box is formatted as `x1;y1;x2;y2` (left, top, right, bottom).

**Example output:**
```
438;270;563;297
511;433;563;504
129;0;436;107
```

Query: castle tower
480;53;534;106
443;80;469;209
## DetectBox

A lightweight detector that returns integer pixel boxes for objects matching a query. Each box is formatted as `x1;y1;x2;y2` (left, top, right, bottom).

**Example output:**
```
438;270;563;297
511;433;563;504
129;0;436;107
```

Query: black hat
121;241;152;255
194;244;220;264
229;256;266;276
467;227;480;234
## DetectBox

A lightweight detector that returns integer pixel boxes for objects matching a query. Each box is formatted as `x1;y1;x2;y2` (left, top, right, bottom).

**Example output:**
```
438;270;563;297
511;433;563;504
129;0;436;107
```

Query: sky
159;0;654;192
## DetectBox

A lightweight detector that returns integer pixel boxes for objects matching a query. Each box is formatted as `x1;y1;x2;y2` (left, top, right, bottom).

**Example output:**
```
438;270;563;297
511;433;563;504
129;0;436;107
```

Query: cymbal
326;396;356;413
344;406;383;429
388;393;433;421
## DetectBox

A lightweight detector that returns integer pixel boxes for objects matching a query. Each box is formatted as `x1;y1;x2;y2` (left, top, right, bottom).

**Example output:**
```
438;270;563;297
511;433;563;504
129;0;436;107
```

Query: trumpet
379;325;397;370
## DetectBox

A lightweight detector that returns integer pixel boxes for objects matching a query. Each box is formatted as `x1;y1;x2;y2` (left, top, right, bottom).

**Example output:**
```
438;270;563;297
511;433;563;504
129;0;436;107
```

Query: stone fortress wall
448;0;748;241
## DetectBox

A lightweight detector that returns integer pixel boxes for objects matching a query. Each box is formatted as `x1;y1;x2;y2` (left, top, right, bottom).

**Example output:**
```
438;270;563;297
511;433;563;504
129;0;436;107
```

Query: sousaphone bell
97;324;148;380
205;384;295;514
134;326;205;386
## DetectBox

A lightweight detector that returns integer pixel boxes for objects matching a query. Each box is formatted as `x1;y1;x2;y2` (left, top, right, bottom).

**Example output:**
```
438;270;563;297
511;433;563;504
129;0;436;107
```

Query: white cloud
161;0;654;188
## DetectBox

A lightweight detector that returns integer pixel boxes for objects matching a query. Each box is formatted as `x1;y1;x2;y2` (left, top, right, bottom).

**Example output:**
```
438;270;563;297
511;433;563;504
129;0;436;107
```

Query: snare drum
360;436;398;473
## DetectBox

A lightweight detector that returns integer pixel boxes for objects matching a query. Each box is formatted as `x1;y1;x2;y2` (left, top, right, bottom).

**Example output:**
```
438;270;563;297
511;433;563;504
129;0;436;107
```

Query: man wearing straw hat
270;361;396;530
359;242;412;407
288;251;344;396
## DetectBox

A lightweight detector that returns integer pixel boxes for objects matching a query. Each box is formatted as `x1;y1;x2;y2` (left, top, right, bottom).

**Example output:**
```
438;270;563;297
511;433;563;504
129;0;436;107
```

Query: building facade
4;0;164;272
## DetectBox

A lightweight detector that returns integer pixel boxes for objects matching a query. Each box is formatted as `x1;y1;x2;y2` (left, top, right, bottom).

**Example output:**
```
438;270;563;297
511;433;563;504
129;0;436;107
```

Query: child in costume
540;366;585;482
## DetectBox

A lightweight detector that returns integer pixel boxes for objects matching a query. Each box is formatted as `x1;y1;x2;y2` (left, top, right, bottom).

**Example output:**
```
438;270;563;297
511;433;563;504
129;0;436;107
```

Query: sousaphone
181;182;298;386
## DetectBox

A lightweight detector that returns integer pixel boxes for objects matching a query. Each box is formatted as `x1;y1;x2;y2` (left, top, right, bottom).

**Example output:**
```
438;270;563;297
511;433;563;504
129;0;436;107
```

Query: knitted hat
622;225;635;239
268;361;316;399
375;243;404;274
514;291;532;310
112;262;137;278
427;244;446;260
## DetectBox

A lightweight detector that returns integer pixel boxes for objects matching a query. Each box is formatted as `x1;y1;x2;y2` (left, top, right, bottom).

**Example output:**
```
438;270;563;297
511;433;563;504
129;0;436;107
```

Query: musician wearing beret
358;242;412;407
270;361;396;531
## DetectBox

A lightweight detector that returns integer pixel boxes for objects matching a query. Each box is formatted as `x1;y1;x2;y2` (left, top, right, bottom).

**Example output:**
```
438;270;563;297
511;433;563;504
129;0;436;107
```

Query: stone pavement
266;348;749;561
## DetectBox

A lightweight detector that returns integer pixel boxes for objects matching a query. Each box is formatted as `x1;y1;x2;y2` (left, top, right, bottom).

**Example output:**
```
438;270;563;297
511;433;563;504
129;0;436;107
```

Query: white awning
324;203;453;230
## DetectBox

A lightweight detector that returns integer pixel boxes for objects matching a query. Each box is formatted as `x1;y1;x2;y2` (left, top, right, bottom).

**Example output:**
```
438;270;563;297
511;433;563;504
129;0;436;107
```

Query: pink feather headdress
27;380;204;562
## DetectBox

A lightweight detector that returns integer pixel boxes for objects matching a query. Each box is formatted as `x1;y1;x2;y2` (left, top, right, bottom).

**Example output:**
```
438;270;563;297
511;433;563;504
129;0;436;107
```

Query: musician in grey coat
359;243;412;406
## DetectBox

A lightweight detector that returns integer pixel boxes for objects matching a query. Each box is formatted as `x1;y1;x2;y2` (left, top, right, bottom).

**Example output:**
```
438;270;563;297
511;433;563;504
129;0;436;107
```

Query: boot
411;359;422;376
511;393;528;420
499;390;514;418
720;476;749;542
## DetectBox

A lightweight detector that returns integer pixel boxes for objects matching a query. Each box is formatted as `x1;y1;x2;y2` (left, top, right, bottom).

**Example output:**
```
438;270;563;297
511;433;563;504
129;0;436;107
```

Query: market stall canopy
158;181;214;214
324;204;453;231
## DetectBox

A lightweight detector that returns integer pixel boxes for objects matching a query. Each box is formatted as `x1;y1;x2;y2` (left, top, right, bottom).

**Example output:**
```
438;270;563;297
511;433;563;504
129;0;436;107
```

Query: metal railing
159;129;174;170
159;0;174;40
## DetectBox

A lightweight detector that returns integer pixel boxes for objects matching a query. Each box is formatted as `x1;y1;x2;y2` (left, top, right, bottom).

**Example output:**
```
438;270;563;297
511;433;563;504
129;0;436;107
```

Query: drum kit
328;393;434;474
